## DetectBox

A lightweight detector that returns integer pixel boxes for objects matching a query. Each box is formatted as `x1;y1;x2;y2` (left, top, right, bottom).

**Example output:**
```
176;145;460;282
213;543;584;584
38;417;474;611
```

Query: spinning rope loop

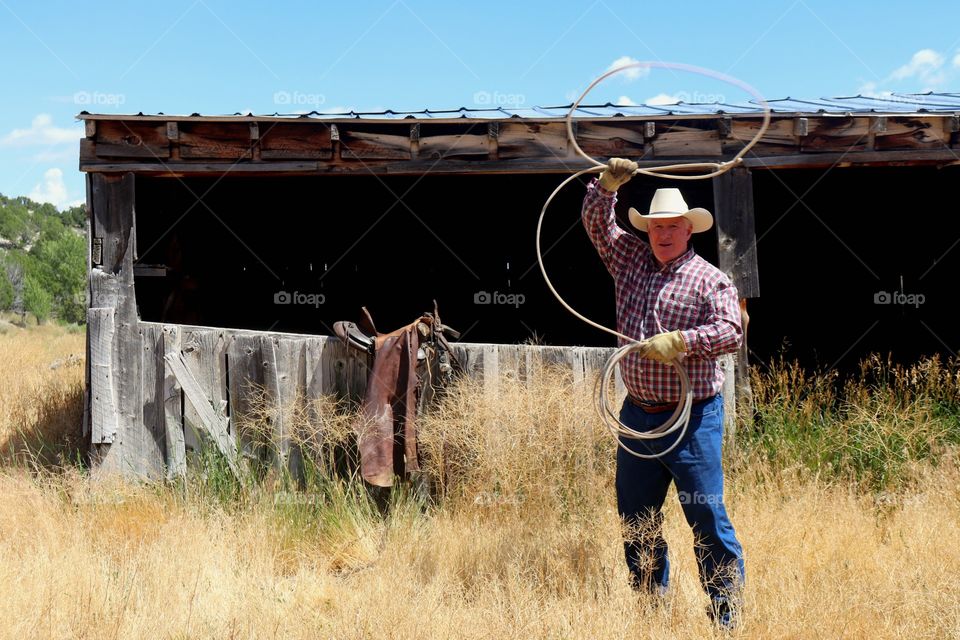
536;61;769;459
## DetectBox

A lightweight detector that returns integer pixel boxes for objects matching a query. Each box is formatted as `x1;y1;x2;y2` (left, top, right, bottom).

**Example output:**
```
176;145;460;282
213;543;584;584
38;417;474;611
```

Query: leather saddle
333;303;461;488
333;306;460;359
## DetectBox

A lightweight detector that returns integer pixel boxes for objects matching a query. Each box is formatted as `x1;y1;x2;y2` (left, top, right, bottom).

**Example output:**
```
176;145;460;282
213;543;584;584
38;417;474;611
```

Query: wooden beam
88;173;148;478
162;325;186;478
498;122;569;159
742;148;960;169
139;323;168;478
95;121;169;158
340;127;411;160
164;350;239;477
78;146;960;178
88;307;118;444
713;167;758;443
575;121;646;158
712;166;759;298
178;122;252;159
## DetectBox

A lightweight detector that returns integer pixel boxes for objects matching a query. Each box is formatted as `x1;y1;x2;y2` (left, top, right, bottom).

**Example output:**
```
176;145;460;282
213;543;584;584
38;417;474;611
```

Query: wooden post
163;325;186;478
712;166;760;444
87;172;161;478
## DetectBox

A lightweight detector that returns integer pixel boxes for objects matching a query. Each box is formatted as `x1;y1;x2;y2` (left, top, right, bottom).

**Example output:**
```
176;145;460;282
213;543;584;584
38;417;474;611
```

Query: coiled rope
535;61;770;458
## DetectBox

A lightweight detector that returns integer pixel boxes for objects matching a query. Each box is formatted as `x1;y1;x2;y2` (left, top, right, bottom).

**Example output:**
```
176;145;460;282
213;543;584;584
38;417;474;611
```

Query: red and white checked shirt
582;177;743;403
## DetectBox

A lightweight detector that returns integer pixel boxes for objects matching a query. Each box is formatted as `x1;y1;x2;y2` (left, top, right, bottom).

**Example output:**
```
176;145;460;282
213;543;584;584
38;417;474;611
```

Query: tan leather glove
598;157;639;192
637;330;687;363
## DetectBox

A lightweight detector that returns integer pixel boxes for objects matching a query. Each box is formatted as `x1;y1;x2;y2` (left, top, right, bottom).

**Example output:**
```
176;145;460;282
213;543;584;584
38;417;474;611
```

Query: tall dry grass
744;353;960;489
0;327;958;639
0;322;85;467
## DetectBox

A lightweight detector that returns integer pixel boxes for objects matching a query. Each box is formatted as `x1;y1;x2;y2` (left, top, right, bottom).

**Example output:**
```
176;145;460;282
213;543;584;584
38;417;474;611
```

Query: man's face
647;217;693;264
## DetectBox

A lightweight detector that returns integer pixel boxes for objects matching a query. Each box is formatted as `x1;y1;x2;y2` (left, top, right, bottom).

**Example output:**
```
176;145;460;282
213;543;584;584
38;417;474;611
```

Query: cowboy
581;157;745;628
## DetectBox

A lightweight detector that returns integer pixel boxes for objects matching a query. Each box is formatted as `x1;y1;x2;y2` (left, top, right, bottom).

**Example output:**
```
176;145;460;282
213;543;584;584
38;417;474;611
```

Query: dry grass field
0;322;958;639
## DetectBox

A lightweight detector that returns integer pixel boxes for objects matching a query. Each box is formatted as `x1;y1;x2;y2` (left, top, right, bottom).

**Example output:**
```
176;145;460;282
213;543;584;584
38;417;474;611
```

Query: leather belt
627;396;679;413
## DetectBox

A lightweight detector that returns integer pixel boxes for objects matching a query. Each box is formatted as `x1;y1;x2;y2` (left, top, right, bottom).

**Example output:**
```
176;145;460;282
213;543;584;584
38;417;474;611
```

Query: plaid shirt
581;178;743;403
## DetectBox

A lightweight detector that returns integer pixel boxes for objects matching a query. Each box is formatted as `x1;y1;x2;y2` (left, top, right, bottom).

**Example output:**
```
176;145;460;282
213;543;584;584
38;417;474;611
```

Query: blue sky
2;0;959;209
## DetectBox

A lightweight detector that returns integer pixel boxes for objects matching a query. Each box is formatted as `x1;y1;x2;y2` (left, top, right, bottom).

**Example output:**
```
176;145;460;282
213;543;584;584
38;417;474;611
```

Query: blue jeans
615;394;745;601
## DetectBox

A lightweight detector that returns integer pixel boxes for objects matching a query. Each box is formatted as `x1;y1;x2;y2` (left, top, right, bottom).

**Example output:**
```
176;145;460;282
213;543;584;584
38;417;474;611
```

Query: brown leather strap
627;395;678;413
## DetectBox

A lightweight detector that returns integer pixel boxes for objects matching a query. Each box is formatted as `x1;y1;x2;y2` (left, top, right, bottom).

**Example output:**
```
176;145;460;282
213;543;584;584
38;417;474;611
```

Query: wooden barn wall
121;321;645;479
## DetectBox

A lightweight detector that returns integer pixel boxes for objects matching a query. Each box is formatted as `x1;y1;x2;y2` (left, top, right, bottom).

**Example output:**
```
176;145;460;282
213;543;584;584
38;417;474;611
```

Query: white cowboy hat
628;188;713;234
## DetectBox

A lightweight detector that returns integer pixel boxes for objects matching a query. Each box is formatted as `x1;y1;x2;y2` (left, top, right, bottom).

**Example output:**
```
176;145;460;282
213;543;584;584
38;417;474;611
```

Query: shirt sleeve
680;278;743;358
581;177;649;279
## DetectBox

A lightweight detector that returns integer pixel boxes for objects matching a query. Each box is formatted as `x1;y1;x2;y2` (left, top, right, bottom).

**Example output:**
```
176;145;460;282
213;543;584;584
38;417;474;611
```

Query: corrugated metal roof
80;92;960;121
256;92;960;119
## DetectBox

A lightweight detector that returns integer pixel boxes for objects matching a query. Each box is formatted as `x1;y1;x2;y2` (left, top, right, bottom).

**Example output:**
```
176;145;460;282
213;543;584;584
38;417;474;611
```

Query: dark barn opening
133;173;718;347
135;166;958;374
748;166;959;373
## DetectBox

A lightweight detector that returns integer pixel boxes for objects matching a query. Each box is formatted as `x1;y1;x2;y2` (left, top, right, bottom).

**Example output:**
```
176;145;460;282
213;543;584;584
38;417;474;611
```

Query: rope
536;61;770;459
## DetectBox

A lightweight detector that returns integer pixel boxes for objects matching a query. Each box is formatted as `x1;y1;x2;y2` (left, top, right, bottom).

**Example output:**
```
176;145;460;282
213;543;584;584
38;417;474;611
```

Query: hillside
0;194;86;324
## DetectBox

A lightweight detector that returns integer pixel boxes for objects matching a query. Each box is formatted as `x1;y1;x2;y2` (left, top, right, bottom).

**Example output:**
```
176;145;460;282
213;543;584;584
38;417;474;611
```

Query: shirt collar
649;246;696;273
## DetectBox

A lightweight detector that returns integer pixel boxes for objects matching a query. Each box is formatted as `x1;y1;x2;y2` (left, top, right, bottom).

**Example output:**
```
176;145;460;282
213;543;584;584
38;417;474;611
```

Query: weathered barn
78;93;960;478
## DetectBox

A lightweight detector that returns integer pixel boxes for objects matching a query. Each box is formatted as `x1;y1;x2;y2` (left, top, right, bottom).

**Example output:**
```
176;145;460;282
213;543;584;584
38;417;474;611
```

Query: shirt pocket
656;290;700;331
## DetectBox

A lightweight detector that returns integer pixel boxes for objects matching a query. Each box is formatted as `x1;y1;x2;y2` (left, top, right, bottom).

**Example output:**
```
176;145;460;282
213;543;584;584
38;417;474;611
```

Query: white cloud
606;56;650;81
28;168;80;209
1;114;83;147
889;48;945;84
857;81;887;97
615;96;637;106
857;48;958;95
646;93;683;106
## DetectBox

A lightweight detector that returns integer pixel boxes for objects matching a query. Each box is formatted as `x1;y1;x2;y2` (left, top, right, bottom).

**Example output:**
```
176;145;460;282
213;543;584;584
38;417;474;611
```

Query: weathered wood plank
82;177;93;440
575;121;647;158
803;117;870;151
164;350;239;476
740;148;960;168
88;307;118;444
81;146;960;176
874;116;949;150
275;337;307;478
178;122;253;159
181;330;228;456
262;336;294;467
259;122;334;160
720;353;737;444
140;323;167;478
651;124;722;157
226;333;265;458
89;173;144;477
94;121;170;158
418;132;489;159
482;344;499;397
340;128;411;160
726;118;796;156
162;325;186;478
713;166;760;298
498;122;569;159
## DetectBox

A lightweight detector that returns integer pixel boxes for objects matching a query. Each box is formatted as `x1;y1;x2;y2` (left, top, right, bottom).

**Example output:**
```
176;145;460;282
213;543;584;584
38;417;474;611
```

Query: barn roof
76;92;960;175
77;92;960;122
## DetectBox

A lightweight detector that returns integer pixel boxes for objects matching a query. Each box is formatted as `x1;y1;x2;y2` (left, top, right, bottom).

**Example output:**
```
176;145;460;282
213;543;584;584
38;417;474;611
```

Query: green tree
23;275;52;323
0;266;13;310
61;204;87;229
30;228;86;324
